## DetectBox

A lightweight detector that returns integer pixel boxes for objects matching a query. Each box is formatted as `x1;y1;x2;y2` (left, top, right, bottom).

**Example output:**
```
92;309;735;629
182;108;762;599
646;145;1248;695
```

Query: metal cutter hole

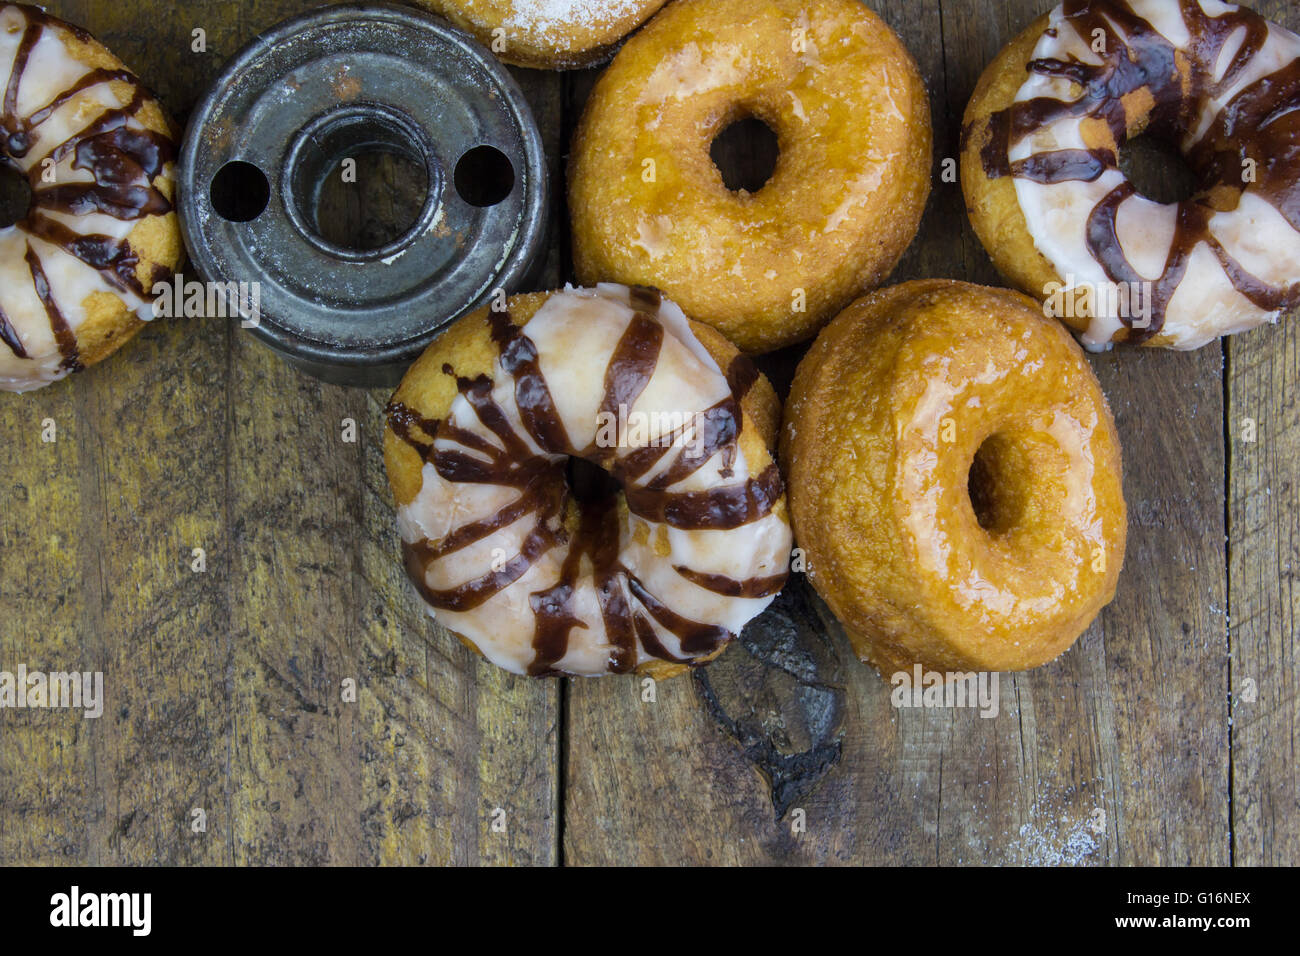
315;149;429;251
454;145;514;207
711;116;779;193
211;161;271;222
0;162;32;228
292;110;431;253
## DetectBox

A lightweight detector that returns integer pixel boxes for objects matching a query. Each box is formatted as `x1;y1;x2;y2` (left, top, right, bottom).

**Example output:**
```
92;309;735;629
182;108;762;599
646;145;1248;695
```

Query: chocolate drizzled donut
974;0;1300;344
0;3;176;378
386;286;790;678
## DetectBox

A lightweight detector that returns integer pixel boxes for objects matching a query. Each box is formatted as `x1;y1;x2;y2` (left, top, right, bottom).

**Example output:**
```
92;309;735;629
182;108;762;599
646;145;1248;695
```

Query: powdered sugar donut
416;0;667;69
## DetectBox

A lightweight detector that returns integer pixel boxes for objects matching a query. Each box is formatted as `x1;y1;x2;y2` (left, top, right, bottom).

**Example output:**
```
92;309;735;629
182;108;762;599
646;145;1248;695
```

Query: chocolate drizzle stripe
1;4;175;365
392;292;783;676
631;611;691;665
643;397;740;488
625;462;783;530
24;241;79;370
488;311;572;453
385;400;438;459
725;353;760;401
451;368;536;460
417;493;538;563
628;285;662;313
0;303;27;358
673;566;788;599
1011;147;1114;184
972;0;1300;342
599;313;663;418
24;213;151;297
2;19;38;153
626;576;729;656
404;515;561;614
25;67;135;131
33;181;170;219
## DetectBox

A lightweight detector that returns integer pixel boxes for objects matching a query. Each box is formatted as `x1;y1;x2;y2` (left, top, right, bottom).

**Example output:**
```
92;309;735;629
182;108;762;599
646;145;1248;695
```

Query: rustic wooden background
1;0;1296;866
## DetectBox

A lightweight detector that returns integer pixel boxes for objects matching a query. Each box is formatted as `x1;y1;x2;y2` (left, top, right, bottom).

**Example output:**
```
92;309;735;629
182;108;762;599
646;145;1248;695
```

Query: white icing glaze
1008;0;1300;349
395;285;791;677
0;4;172;392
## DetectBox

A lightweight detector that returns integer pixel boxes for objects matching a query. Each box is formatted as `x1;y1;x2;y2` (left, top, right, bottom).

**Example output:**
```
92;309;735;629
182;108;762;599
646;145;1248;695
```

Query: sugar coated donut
961;0;1300;350
0;3;183;392
781;280;1127;674
416;0;667;69
384;284;792;678
568;0;932;353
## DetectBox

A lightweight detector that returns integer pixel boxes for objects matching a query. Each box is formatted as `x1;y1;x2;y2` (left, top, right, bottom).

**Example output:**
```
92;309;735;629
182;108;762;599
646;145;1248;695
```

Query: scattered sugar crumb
1008;795;1102;865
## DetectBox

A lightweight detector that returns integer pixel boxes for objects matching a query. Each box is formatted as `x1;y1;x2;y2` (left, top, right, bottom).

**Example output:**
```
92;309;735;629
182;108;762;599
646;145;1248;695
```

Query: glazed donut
781;280;1126;674
0;3;182;392
415;0;667;69
961;0;1300;350
383;284;791;678
568;0;932;353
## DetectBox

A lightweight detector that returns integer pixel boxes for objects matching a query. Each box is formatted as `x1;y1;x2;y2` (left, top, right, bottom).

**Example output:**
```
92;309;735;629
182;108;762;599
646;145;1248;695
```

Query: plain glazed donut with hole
414;0;668;70
568;0;932;353
781;280;1127;674
383;284;792;679
961;0;1300;350
0;3;183;392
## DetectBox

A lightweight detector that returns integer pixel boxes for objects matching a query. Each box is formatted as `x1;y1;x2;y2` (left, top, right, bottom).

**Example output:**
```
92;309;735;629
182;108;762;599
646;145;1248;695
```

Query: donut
0;3;183;392
383;284;792;678
961;0;1300;350
781;280;1127;674
568;0;932;353
415;0;667;69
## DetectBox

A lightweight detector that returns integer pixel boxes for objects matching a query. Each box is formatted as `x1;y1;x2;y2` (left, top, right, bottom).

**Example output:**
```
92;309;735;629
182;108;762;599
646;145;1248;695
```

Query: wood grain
1226;0;1300;866
0;0;1295;866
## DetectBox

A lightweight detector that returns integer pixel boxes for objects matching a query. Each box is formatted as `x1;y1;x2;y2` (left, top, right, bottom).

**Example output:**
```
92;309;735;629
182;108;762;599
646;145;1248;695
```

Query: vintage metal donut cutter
177;3;548;386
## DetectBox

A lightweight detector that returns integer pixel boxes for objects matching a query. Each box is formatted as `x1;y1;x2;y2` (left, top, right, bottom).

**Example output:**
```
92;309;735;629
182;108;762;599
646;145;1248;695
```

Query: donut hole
566;455;619;505
967;434;1029;535
454;145;515;207
1118;132;1199;205
710;115;780;194
210;161;270;223
0;162;30;228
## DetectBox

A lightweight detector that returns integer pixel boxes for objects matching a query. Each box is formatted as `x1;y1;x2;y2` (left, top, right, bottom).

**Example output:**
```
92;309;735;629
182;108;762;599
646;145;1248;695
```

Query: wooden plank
1229;319;1300;866
1226;0;1300;868
0;366;97;862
